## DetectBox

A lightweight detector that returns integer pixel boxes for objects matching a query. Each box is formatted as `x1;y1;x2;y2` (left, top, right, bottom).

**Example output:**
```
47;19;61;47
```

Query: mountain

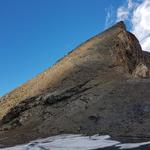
0;21;150;146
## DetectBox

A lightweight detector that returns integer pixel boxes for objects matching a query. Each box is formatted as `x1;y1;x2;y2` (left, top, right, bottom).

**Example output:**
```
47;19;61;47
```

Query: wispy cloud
128;0;134;8
105;6;115;29
116;0;134;22
105;11;111;28
105;0;150;52
117;7;129;21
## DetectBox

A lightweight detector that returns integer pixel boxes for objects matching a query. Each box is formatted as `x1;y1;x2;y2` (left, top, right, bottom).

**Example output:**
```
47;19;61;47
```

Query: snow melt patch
0;135;119;150
116;141;150;149
0;134;150;150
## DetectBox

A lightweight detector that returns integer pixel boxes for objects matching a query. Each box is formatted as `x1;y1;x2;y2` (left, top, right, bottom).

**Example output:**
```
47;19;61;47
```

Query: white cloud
116;0;134;22
131;0;150;51
113;0;150;52
117;6;129;21
141;36;150;51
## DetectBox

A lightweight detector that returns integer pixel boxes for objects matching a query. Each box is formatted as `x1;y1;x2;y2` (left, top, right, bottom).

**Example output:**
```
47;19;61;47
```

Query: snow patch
0;134;150;150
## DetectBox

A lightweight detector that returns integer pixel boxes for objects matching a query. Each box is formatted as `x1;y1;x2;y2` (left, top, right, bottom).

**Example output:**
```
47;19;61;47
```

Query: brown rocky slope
0;21;150;146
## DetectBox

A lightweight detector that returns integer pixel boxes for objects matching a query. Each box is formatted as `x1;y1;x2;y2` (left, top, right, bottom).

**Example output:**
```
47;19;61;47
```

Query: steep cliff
0;21;150;146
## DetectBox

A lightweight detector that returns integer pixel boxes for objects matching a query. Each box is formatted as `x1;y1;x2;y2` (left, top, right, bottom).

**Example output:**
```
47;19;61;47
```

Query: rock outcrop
0;21;150;146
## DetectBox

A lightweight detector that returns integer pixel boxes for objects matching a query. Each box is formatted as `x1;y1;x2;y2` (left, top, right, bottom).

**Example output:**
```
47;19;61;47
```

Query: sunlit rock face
133;63;149;78
0;21;150;147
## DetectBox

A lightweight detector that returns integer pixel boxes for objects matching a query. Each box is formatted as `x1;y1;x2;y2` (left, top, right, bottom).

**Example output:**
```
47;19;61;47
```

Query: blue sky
0;0;149;96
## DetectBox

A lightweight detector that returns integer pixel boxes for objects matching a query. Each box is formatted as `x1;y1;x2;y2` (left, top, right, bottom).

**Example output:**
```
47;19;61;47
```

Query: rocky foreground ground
0;21;150;146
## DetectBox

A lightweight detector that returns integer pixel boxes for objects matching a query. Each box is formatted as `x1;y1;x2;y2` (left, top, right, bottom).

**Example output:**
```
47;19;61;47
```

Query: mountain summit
0;21;150;146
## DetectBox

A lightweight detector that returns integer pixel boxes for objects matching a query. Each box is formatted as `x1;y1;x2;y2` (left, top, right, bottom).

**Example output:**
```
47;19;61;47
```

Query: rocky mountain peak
106;21;149;77
111;21;126;30
0;22;150;146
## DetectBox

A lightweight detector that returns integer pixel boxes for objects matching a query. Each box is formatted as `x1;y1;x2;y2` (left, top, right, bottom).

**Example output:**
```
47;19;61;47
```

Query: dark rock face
0;21;150;146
